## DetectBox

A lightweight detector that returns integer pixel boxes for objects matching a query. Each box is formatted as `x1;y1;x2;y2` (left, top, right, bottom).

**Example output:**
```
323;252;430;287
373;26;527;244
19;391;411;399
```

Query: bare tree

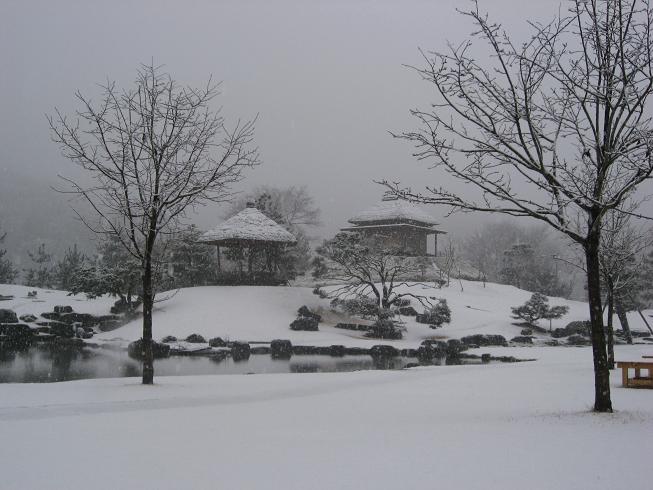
383;0;653;411
49;63;259;384
316;232;431;315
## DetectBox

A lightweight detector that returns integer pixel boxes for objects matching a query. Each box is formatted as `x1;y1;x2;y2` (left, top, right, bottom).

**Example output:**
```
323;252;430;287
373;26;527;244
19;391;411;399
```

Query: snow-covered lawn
0;345;651;490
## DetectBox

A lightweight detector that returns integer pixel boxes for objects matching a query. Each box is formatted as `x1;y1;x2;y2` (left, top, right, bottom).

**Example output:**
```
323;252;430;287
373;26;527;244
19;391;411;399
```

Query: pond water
0;344;428;383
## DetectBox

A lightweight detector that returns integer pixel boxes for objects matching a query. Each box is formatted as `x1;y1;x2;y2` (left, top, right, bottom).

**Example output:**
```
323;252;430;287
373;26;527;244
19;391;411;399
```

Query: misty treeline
0;185;320;297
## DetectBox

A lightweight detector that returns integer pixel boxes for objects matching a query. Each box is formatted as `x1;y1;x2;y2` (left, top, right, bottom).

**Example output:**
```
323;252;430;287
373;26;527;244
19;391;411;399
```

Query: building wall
360;228;429;255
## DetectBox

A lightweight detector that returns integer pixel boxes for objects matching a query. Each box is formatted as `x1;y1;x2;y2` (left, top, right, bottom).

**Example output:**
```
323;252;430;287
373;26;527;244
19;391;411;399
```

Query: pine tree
511;293;569;329
166;225;217;288
24;243;54;288
54;244;87;291
0;225;17;284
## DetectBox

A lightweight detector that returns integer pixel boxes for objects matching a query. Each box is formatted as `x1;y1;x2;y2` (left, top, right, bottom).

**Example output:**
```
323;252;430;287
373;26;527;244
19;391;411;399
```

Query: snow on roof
199;207;297;244
348;199;439;226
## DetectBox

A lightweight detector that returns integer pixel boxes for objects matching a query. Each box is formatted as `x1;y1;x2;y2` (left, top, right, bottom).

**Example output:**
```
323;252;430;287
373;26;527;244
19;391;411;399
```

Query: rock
420;340;448;358
290;317;319;331
545;339;560;346
334;323;369;331
208;337;226;348
185;333;207;343
551;328;568;338
231;342;251;361
41;312;60;321
54;305;73;314
398;306;418;316
461;334;508;347
297;306;322;322
344;347;370;355
0;323;33;347
161;335;177;343
481;353;492;363
520;328;534;336
567;334;591;346
82;331;94;339
293;345;319;355
0;309;18;323
48;322;75;338
127;339;171;360
271;339;293;359
446;339;467;356
19;314;38;323
511;336;533;344
329;345;346;357
564;321;591;336
369;345;400;358
97;319;123;332
59;312;96;326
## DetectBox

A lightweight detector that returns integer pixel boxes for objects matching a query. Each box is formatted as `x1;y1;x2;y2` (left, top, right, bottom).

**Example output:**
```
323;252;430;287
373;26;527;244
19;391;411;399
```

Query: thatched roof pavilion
199;203;296;281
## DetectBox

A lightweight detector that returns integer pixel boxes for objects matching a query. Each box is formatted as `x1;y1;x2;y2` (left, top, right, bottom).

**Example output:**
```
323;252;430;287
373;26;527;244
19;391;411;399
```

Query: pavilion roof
199;207;296;244
348;199;439;226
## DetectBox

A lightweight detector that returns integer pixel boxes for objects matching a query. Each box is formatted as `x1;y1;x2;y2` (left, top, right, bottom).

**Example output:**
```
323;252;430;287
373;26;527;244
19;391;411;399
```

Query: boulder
127;339;171;360
567;334;591;346
551;328;569;338
97;319;123;332
328;345;346;357
231;342;251;361
290;317;319;331
369;345;400;358
161;335;178;343
54;305;73;314
511;336;533;344
0;323;33;347
446;339;467;356
0;309;18;323
208;337;226;348
398;306;418;316
185;334;207;343
59;312;96;326
19;314;38;323
461;334;508;347
564;321;591;336
520;328;534;336
41;312;60;321
48;322;75;338
297;306;322;322
270;339;293;359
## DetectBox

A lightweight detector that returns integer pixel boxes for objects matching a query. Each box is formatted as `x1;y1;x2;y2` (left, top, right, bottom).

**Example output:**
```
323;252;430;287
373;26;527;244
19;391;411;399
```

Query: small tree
24;243;54;289
316;232;431;318
165;225;217;288
54;244;87;291
423;299;451;329
511;293;568;330
49;63;258;384
0;224;17;285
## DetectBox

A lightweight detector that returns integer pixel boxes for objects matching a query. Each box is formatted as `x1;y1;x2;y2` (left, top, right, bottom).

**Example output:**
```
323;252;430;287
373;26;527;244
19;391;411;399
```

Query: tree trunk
585;227;612;412
615;299;633;344
606;285;615;370
141;254;154;385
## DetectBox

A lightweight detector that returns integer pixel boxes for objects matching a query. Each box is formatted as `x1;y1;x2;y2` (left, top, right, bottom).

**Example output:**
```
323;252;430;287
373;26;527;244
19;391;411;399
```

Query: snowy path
1;346;651;490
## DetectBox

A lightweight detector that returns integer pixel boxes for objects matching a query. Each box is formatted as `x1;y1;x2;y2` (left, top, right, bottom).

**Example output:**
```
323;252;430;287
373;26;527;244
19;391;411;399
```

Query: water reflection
0;345;420;383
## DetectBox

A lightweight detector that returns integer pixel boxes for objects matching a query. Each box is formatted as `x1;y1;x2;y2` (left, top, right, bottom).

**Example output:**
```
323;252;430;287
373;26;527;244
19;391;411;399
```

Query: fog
0;0;577;260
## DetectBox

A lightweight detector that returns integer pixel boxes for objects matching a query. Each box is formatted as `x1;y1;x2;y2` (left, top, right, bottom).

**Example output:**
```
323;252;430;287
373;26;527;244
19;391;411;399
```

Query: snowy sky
0;0;583;242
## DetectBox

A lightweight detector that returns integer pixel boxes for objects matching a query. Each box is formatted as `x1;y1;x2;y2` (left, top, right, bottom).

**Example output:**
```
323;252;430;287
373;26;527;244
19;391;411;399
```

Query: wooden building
341;199;445;256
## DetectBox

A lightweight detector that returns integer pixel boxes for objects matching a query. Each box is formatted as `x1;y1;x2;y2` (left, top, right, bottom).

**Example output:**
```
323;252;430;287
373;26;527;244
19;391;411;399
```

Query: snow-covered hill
2;281;649;347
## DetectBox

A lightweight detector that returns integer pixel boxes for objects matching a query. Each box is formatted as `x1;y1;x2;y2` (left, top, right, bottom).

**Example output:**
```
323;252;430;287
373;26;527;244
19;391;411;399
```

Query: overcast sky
0;0;566;243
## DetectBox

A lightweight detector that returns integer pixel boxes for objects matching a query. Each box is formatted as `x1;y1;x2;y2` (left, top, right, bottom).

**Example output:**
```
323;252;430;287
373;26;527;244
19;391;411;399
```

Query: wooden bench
616;361;653;389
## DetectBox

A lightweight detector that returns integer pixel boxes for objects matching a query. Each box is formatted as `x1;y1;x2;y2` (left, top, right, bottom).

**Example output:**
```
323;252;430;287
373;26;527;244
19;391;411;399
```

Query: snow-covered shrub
365;319;402;340
417;299;451;329
510;293;569;329
330;296;379;318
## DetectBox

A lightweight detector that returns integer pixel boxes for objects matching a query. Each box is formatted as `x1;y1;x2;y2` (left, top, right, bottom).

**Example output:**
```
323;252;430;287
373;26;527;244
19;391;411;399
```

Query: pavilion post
216;245;221;272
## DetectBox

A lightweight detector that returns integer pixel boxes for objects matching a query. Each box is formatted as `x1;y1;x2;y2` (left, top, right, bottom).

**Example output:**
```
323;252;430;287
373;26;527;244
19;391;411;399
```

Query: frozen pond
0;344;423;383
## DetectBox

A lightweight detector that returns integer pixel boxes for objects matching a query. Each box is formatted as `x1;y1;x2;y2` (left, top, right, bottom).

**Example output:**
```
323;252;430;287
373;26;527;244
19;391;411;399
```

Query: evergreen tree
54;244;87;291
165;225;217;288
0;224;17;284
511;292;569;329
24;243;54;288
500;243;571;297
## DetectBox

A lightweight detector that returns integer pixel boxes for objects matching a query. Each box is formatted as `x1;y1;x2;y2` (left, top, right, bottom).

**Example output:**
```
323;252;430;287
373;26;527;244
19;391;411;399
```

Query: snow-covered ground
0;345;651;490
1;281;650;346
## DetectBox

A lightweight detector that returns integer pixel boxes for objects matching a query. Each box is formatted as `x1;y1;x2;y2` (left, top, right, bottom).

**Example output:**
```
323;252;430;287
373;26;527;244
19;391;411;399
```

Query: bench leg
622;367;629;387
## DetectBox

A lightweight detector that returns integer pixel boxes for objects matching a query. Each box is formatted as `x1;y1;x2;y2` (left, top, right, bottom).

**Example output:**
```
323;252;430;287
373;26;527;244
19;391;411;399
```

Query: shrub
417;299;451;329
